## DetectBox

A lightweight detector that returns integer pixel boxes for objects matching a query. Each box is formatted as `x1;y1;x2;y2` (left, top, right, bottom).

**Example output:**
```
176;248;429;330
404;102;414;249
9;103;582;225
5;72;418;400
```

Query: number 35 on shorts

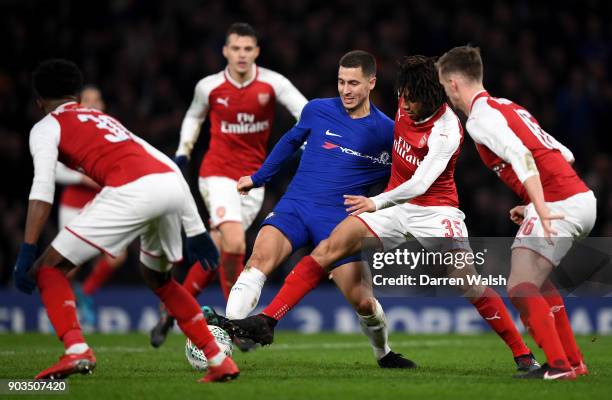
440;218;464;238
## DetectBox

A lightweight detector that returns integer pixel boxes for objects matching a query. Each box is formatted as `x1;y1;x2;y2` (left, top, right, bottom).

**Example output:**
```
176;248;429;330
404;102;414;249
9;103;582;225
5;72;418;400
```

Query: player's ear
369;76;377;90
222;45;229;59
254;45;260;59
450;78;459;93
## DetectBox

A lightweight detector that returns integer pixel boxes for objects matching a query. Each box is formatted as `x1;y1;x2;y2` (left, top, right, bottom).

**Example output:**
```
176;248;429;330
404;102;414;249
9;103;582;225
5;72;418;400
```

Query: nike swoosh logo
543;370;571;380
325;130;342;137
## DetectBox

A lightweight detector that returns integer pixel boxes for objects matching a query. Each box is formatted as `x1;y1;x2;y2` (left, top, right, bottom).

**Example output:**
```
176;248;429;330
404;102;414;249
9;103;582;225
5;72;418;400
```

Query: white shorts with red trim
356;202;471;252
198;176;264;229
512;190;597;266
58;205;81;230
52;172;184;272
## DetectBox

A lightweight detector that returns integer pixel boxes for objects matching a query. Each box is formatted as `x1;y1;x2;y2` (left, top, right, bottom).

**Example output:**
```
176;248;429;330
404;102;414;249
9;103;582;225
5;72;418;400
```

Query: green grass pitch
0;333;610;399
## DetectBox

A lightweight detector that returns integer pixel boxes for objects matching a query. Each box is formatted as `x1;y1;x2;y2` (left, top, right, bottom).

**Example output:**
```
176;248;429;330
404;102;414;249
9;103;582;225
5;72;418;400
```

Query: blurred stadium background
1;0;611;334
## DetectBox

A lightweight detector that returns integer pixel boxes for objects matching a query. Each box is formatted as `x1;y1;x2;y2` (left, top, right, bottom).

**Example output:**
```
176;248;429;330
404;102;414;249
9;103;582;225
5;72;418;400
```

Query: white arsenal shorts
198;176;264;229
58;205;81;230
355;202;471;252
52;172;184;272
512;190;597;266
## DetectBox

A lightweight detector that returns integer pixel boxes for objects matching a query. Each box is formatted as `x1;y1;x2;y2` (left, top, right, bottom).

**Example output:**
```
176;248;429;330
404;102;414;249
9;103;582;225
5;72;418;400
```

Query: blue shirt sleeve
251;101;314;187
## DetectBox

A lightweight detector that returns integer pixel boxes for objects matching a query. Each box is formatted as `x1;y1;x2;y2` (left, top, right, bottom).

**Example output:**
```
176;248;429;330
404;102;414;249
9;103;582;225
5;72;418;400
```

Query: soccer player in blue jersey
219;50;414;368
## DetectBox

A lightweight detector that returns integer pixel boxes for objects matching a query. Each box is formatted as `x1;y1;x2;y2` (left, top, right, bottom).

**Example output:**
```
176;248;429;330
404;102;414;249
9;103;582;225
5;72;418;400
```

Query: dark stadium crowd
1;0;611;284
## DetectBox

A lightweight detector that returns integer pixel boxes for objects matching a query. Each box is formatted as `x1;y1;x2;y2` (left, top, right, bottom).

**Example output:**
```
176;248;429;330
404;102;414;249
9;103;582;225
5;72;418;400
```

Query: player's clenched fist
509;205;525;225
344;195;376;215
237;176;254;195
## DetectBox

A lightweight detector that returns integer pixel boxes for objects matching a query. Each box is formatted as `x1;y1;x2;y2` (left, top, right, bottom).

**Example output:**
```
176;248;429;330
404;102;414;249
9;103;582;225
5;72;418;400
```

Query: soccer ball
185;325;233;371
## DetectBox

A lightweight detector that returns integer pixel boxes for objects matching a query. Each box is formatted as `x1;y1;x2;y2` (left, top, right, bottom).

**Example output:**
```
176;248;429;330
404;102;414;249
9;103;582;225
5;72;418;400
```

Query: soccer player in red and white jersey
150;22;307;347
55;86;127;329
437;45;596;380
229;56;539;372
56;86;104;233
13;59;238;382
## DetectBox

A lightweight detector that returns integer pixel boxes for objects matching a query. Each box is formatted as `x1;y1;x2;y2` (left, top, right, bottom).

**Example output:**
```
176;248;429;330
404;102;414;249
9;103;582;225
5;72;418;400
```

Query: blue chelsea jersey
252;98;394;205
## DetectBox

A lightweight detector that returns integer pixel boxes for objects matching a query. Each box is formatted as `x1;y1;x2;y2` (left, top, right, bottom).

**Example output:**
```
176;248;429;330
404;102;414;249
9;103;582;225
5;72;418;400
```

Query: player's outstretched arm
367;126;460;211
250;124;310;188
250;100;314;187
343;195;376;215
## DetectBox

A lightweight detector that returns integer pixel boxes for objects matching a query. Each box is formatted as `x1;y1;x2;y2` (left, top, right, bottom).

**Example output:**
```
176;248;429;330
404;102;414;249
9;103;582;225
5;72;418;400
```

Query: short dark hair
396;55;447;117
339;50;376;77
32;59;83;100
226;22;257;43
436;45;483;82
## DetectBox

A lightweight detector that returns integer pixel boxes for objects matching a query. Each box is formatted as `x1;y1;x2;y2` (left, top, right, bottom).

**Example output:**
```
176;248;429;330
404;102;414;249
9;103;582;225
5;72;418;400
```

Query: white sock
207;351;226;367
65;343;90;355
225;267;267;320
358;299;391;360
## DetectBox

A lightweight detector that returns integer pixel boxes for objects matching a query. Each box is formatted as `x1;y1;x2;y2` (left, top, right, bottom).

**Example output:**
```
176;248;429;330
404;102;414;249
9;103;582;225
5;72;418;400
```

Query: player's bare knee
312;239;334;263
355;297;376;316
